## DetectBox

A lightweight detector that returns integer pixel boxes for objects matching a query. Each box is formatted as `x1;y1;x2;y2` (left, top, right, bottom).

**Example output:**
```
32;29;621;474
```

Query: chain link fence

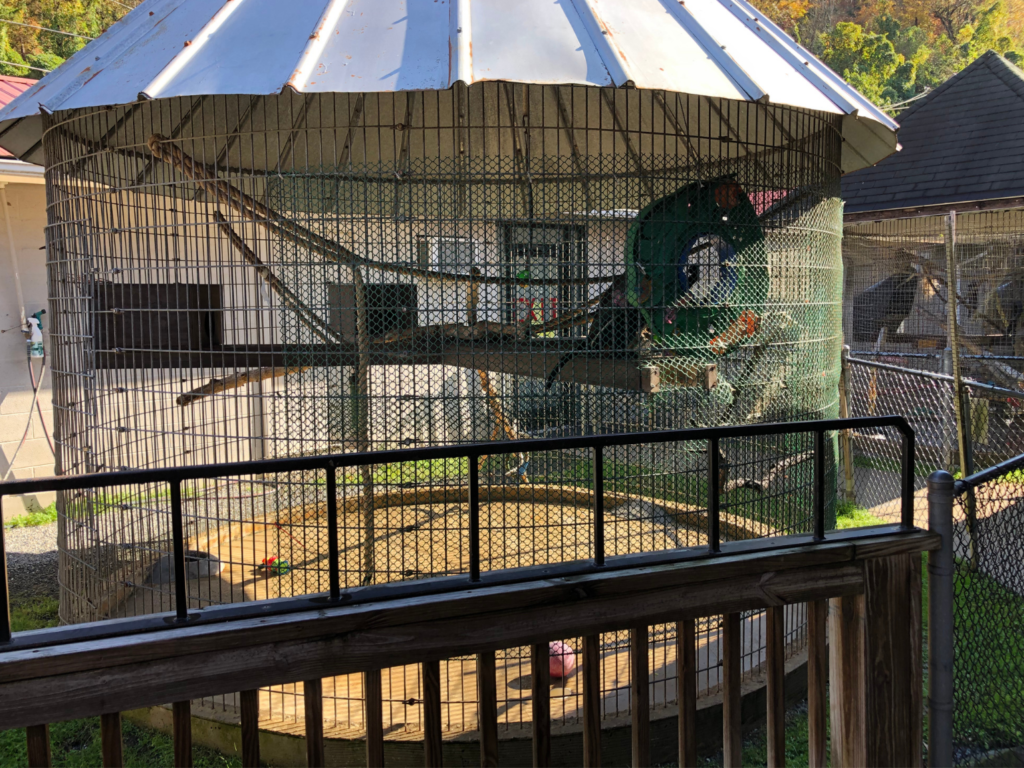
951;455;1024;763
841;207;1024;523
842;355;1024;524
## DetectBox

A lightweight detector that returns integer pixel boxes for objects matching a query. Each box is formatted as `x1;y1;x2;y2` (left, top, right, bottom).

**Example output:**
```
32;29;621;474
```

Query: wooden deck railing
0;417;938;766
0;526;936;767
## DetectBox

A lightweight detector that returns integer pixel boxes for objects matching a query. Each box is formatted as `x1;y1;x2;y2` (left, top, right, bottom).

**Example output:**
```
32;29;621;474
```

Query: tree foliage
0;0;127;77
753;0;1024;111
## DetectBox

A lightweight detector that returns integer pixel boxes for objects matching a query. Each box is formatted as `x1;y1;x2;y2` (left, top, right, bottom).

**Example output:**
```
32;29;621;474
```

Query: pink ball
549;640;577;679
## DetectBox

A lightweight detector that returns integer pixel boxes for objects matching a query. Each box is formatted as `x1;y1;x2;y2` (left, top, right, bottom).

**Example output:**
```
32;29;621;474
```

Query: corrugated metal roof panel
0;0;899;172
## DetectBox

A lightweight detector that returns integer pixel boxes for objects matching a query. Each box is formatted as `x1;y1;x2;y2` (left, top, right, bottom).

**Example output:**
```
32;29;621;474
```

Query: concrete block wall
0;182;53;519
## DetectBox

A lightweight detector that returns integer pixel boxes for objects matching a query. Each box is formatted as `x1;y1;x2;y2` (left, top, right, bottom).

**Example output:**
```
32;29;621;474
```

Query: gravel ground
4;521;59;601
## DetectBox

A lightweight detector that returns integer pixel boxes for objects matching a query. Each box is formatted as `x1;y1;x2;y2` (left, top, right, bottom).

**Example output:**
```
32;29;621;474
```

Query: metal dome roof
0;0;898;172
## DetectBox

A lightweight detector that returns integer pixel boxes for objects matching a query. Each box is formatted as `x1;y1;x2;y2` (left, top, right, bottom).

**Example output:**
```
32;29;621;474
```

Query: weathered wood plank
630;626;650;768
304;678;325;768
3;531;939;671
582;634;602;768
0;562;867;728
829;594;867;767
476;651;499;768
532;643;551;768
806;601;827;768
864;554;923;767
722;613;742;768
25;724;51;768
766;607;785;768
423;660;443;768
172;701;193;768
239;689;260;768
677;618;697;768
365;670;384;768
100;712;123;768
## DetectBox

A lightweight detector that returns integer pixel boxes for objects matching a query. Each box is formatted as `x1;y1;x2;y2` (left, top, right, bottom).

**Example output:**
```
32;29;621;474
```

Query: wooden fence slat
722;613;742;768
677;619;697;768
766;607;786;767
173;701;193;768
630;626;650;768
25;724;51;768
100;712;123;768
582;634;601;768
829;594;867;767
864;554;923;768
531;643;550;768
806;600;827;768
476;651;499;768
240;689;261;768
304;678;325;768
423;660;443;768
365;669;385;768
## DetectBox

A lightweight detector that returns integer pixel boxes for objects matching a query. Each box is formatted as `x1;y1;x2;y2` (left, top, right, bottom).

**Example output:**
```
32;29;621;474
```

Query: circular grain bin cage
0;0;896;754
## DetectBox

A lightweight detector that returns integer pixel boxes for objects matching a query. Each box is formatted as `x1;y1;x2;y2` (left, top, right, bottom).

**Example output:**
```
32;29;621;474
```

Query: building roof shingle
841;51;1024;214
0;75;37;158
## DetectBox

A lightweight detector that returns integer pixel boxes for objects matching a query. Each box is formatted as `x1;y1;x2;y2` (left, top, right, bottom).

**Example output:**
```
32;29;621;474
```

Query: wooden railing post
531;643;551;768
677;619;697;768
240;689;261;768
582;634;602;768
766;607;786;767
100;712;123;768
172;700;193;768
25;724;51;768
806;600;828;768
831;554;923;767
423;660;443;767
365;670;385;768
863;554;923;767
829;594;867;766
630;626;650;768
722;613;742;768
476;651;499;767
304;678;325;768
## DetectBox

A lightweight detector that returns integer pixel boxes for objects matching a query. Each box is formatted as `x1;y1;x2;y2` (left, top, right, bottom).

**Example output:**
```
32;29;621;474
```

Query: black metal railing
0;415;915;646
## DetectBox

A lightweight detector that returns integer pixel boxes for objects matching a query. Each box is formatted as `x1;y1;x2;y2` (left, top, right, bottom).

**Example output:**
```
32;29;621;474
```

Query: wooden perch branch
177;366;308;406
721;451;813;494
148;134;611;288
213;212;340;344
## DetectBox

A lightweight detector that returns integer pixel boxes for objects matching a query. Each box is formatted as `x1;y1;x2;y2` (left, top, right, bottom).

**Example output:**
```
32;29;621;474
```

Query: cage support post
926;470;954;768
352;266;375;585
839;345;855;503
945;211;979;569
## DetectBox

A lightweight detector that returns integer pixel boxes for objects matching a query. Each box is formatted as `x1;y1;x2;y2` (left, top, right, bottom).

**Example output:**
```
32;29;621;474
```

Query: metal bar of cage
0;414;915;645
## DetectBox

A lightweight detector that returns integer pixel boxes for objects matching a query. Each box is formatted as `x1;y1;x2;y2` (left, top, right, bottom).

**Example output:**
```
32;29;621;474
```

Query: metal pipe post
0;494;9;643
839;345;855;504
927;470;955;767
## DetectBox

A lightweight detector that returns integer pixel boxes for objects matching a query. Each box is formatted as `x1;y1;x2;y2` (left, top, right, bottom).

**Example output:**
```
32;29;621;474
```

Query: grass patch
4;593;240;768
946;563;1024;750
0;717;241;768
835;499;885;529
10;596;60;632
4;503;57;529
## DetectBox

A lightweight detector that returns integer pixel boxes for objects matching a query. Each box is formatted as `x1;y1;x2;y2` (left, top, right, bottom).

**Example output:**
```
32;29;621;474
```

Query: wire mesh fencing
842;356;1024;523
951;455;1024;764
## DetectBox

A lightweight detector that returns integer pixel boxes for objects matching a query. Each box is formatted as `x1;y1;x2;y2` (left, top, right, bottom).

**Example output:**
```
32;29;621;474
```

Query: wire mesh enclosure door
42;86;843;737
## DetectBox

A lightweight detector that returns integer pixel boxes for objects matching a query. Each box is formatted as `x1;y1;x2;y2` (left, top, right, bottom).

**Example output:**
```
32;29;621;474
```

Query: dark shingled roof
841;51;1024;214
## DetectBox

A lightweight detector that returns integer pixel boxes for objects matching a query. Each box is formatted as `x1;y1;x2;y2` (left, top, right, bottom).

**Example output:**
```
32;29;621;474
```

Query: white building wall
0;180;53;517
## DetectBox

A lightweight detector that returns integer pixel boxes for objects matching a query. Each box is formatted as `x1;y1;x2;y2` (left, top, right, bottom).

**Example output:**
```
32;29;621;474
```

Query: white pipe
0;183;27;329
